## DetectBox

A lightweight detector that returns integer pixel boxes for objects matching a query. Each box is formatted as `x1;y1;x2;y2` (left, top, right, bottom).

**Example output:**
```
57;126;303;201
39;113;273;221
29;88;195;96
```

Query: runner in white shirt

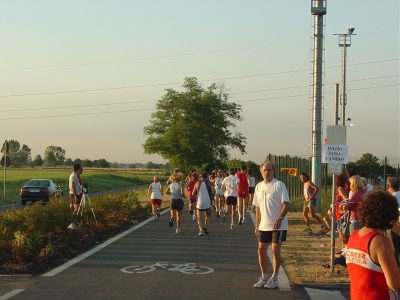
214;170;225;218
221;168;245;229
253;162;290;289
247;170;256;212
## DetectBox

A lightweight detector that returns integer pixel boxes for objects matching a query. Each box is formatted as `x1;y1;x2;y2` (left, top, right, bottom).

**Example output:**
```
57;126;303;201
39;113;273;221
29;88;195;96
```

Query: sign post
1;140;10;205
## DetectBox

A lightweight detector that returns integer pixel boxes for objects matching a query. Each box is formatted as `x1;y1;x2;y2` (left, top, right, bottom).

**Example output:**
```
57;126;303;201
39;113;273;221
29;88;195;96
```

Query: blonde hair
170;173;182;183
350;175;365;193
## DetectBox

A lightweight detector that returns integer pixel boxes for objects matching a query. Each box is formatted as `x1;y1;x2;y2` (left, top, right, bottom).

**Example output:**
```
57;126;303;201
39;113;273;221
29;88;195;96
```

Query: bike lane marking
305;288;346;300
120;262;214;275
43;208;171;277
0;289;25;300
249;211;291;292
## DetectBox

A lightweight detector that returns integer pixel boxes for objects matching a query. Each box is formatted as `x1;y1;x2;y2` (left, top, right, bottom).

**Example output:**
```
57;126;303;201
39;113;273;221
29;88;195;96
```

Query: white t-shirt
364;184;373;197
69;172;80;195
392;191;400;222
214;177;224;196
222;175;240;197
249;176;256;187
150;182;162;199
197;181;211;209
252;178;290;231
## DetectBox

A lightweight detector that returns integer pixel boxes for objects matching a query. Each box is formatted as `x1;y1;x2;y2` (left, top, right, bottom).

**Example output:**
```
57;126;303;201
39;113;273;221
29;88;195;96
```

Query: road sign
1;140;9;154
1;156;10;167
322;144;348;164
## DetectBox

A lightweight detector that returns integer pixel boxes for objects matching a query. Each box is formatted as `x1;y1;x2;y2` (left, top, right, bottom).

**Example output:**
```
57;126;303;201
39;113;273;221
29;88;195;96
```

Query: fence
266;154;312;200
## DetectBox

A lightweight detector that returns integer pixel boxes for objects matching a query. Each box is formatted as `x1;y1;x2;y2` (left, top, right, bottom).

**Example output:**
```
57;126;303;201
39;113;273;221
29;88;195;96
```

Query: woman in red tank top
346;191;400;300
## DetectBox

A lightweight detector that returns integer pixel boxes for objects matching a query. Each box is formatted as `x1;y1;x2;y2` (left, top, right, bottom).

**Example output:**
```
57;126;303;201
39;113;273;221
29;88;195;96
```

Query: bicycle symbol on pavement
120;262;214;275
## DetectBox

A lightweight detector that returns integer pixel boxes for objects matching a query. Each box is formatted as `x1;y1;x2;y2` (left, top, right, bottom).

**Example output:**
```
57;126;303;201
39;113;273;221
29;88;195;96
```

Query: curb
300;283;350;291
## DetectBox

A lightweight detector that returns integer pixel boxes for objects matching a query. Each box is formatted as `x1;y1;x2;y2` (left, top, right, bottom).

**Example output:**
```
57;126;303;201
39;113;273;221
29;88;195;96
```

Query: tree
143;77;246;173
7;140;31;166
97;159;110;168
74;158;82;165
353;153;380;179
33;155;43;166
64;158;74;166
44;146;66;166
82;159;92;167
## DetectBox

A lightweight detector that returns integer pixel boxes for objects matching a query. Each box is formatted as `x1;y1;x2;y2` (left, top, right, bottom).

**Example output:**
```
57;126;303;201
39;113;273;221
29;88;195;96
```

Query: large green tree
44;146;66;166
7;140;31;166
143;77;246;173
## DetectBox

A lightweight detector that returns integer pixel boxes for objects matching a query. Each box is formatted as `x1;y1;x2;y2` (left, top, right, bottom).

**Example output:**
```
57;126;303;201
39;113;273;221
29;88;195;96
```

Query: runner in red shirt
236;164;250;225
346;191;400;299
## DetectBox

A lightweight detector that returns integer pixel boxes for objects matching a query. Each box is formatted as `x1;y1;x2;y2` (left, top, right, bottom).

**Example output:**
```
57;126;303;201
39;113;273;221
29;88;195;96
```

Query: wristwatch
279;216;284;220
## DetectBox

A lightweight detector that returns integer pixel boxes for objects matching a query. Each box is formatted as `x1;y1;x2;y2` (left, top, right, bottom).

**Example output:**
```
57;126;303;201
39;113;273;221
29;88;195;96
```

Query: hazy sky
0;0;398;166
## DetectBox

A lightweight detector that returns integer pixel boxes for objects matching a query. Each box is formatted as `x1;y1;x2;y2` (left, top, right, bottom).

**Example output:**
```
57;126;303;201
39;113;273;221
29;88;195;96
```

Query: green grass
0;167;168;205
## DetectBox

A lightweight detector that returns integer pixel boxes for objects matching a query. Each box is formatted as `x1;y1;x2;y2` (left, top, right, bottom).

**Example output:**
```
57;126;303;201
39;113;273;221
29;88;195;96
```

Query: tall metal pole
341;35;347;126
311;0;326;212
330;83;339;273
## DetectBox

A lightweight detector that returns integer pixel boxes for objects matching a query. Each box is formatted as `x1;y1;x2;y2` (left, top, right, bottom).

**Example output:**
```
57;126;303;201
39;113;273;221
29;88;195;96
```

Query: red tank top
346;230;390;300
236;172;249;197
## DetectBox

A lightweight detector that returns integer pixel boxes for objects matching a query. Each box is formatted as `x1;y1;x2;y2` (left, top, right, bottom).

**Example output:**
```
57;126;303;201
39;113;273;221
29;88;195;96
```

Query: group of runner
146;165;257;235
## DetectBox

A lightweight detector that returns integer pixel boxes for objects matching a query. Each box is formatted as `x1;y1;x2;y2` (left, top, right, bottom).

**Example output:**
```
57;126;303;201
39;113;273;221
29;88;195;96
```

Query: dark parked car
20;179;63;205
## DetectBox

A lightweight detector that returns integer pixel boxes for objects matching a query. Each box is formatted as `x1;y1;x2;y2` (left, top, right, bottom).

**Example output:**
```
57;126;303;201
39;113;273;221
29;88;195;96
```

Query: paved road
0;206;350;300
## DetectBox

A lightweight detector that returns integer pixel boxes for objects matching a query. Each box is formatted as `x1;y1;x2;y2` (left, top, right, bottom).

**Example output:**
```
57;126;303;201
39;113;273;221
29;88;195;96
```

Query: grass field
0;167;169;206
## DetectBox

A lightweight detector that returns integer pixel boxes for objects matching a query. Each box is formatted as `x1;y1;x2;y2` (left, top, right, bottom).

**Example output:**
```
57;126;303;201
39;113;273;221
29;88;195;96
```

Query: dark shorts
248;187;255;194
258;230;287;244
196;207;210;212
304;199;316;208
226;196;237;206
170;199;184;211
189;199;197;204
151;199;162;205
70;194;81;205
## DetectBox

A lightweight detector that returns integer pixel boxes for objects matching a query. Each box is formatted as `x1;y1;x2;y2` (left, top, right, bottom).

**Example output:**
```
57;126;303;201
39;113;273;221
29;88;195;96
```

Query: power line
0;83;397;120
0;77;398;114
0;29;397;72
0;59;397;99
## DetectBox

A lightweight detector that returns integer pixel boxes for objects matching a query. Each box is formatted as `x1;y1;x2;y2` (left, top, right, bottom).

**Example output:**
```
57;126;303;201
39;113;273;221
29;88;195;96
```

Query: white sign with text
322;145;348;164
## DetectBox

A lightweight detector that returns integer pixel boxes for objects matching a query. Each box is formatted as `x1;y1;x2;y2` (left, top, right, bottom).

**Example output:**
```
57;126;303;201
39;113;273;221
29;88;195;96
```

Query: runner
236;164;250;225
193;172;215;236
300;172;325;232
214;170;224;218
247;170;256;212
165;173;186;233
221;168;245;230
187;172;199;221
146;176;163;221
253;162;290;289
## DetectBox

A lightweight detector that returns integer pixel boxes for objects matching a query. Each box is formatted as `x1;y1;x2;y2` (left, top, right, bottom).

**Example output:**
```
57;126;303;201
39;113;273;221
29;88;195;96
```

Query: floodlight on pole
333;29;356;128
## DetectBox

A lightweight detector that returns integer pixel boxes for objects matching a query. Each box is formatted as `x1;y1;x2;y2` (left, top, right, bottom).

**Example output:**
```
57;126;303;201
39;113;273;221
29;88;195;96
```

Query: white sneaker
264;278;279;289
243;218;247;223
253;278;268;289
176;228;181;234
193;215;197;221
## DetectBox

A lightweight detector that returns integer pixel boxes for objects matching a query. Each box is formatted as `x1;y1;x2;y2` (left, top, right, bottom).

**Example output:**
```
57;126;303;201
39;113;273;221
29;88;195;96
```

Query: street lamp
333;29;356;127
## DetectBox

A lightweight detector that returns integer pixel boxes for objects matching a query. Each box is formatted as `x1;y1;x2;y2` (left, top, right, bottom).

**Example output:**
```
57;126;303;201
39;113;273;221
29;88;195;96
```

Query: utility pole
334;28;356;126
311;0;326;212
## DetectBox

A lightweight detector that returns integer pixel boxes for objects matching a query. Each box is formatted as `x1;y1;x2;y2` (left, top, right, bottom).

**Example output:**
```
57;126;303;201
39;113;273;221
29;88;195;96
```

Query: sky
0;0;398;166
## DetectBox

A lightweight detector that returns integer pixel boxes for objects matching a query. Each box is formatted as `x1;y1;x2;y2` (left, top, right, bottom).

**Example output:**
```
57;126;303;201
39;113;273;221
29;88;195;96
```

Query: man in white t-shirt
387;177;400;266
69;164;82;215
221;168;245;229
253;162;290;289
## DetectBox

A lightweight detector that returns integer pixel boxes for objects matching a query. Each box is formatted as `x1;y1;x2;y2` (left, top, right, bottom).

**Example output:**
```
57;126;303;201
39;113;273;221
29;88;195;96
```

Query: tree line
3;140;111;168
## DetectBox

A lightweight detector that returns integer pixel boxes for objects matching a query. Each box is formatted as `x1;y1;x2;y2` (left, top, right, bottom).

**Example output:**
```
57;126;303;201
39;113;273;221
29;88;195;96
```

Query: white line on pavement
249;211;291;292
305;287;346;300
42;208;171;277
0;289;25;300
